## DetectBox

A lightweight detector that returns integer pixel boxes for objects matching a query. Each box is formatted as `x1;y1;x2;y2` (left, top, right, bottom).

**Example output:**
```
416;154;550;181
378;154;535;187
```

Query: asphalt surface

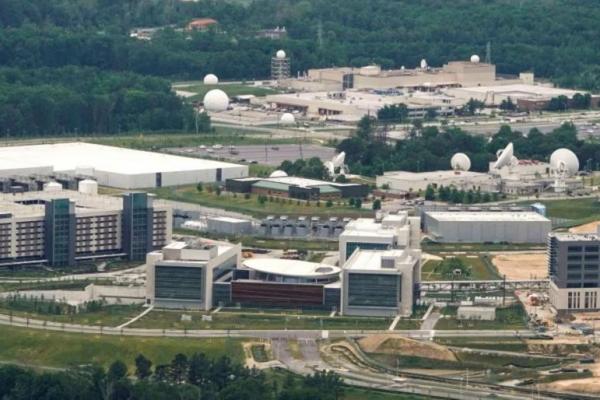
167;144;336;166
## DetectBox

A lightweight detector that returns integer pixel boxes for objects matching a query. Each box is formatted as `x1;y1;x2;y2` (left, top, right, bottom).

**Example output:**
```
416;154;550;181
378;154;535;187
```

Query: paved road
420;311;441;331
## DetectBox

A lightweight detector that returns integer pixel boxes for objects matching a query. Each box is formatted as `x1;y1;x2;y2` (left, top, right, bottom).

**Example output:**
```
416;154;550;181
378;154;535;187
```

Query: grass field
0;325;243;369
175;228;341;251
173;82;281;101
422;241;546;253
435;305;528;330
421;255;500;281
0;304;144;327
152;185;372;218
527;197;600;220
130;310;419;331
89;129;297;151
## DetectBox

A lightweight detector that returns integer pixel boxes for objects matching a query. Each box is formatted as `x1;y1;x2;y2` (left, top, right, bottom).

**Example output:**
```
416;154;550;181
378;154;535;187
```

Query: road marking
388;315;401;331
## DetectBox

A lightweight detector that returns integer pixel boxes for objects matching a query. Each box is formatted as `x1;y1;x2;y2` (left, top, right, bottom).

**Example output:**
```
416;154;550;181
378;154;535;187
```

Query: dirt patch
544;376;600;395
357;335;456;362
569;220;600;234
492;253;547;280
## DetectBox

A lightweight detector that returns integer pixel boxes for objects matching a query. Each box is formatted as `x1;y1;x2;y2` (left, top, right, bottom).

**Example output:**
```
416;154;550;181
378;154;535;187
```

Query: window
568;246;583;252
155;265;203;301
347;273;399;308
346;242;389;259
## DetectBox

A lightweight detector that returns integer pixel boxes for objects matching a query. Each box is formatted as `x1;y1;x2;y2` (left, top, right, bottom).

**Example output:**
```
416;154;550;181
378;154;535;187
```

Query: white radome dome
280;113;295;125
203;89;229;112
550;148;579;175
203;74;219;85
269;170;288;178
276;49;286;59
420;58;428;69
470;54;480;63
450;153;471;171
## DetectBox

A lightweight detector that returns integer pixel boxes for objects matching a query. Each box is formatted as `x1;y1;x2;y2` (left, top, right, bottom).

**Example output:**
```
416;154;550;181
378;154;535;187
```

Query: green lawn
525;197;600;220
421;255;500;281
344;388;429;400
0;325;243;369
422;241;546;253
173;83;281;101
435;305;528;330
130;310;417;331
0;304;144;327
88;129;295;152
152;185;372;218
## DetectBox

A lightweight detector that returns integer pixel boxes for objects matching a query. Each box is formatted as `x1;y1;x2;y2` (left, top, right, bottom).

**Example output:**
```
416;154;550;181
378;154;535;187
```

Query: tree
135;354;153;380
372;198;381;210
436;257;471;278
546;95;569;111
424;185;435;201
108;360;127;382
354;198;362;209
499;97;517;111
196;182;203;192
377;104;409;123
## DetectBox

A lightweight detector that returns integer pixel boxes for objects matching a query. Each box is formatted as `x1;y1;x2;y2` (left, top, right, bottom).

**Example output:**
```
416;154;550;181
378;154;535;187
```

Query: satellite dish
450;153;471;171
324;161;335;177
203;74;218;85
493;142;514;169
420;59;428;69
280;113;295;125
550;148;579;176
332;152;346;168
203;89;229;112
269;170;288;178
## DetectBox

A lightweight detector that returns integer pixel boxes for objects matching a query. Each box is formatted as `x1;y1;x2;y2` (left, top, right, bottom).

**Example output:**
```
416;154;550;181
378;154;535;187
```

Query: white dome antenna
420;59;428;69
550;148;579;192
280;113;295;125
450;153;471;172
203;89;229;112
203;74;219;85
276;49;286;59
470;54;480;63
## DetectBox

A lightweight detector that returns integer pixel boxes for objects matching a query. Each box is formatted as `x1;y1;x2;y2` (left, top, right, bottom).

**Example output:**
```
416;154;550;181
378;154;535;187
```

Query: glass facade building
347;273;399;307
155;265;204;303
44;199;75;267
122;193;154;261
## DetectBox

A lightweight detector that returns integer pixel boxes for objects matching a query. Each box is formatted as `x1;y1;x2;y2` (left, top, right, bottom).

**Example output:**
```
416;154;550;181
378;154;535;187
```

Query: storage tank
78;179;98;195
43;181;62;192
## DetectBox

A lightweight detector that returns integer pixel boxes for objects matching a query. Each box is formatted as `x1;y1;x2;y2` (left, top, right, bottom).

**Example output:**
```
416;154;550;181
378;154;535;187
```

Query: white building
423;211;551;243
341;249;421;317
0;142;248;189
145;240;241;310
338;212;421;264
376;170;499;194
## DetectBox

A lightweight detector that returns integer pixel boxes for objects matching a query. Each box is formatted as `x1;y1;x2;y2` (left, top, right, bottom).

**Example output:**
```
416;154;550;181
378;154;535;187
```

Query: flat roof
0;142;244;176
243;258;341;279
426;211;550;222
551;233;600;242
452;84;582;99
380;170;492;181
344;249;415;271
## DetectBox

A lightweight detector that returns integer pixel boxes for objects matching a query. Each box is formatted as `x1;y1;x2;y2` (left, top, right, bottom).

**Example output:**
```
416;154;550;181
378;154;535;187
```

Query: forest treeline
0;352;345;400
337;117;600;176
2;0;600;136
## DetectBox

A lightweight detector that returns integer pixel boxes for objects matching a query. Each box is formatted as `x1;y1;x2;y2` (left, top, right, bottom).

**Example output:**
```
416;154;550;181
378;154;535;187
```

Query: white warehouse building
423;211;551;243
0;142;248;189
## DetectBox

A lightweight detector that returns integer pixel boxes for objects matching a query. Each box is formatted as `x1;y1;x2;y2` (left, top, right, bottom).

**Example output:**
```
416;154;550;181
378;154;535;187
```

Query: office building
146;240;241;310
548;233;600;312
423;211;551;244
0;142;248;189
0;189;171;268
339;212;421;264
341;249;421;317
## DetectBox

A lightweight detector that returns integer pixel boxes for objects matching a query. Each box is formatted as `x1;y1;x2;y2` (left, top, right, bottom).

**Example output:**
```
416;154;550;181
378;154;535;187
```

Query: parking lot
167;144;336;166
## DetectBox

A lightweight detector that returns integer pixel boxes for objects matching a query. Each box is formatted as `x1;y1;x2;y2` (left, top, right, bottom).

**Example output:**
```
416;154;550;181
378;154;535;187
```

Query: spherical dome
203;74;218;85
420;59;428;69
269;170;288;178
280;113;295;125
450;153;471;171
276;49;286;59
550;148;579;175
470;54;480;63
203;89;229;112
